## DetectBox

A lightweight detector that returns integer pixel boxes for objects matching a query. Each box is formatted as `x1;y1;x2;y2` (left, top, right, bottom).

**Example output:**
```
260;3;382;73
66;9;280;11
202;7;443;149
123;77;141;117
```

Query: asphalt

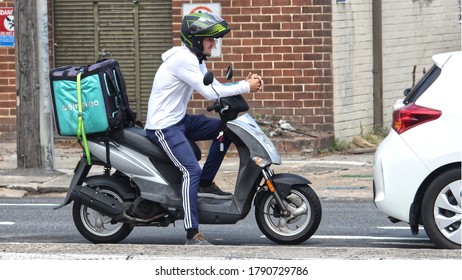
0;140;375;200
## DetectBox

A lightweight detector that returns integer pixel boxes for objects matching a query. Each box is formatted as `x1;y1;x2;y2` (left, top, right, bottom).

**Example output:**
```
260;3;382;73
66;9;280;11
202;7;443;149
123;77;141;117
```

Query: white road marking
378;226;424;230
0;203;59;207
373;241;433;247
0;222;15;225
311;235;428;240
260;235;428;241
302;160;368;166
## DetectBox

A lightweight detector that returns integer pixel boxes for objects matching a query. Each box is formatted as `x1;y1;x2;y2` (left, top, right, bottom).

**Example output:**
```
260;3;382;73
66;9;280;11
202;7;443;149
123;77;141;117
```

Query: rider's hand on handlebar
246;72;263;92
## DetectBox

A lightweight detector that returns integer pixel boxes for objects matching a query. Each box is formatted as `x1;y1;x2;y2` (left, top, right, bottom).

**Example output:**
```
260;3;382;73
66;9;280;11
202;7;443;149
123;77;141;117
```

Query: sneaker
185;232;212;246
198;182;233;199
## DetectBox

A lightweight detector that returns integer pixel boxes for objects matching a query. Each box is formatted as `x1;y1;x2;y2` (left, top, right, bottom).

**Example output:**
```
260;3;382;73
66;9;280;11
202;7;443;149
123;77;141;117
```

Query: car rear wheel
421;168;461;249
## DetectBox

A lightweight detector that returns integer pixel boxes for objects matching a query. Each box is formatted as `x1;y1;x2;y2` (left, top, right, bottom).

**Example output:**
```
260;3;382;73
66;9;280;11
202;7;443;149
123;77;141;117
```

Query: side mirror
203;71;214;86
403;88;411;96
225;65;233;80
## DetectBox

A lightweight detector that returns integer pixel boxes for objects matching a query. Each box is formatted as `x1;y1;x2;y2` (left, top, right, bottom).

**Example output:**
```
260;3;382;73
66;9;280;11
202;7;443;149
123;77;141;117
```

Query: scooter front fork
261;169;290;217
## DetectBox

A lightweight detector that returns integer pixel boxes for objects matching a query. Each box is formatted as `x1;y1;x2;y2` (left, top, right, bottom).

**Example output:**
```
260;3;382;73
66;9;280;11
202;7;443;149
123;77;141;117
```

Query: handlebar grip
207;101;221;112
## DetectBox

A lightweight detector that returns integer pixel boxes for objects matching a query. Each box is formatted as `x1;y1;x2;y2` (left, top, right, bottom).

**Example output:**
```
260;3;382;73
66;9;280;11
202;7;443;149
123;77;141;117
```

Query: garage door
53;0;172;121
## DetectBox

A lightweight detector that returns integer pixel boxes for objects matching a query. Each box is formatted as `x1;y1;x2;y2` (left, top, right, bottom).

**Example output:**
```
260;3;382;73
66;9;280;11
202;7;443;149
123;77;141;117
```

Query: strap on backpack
76;72;92;165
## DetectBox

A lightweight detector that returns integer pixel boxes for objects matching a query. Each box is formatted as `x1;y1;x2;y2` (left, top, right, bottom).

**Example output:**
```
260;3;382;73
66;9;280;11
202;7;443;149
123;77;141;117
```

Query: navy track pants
146;114;231;231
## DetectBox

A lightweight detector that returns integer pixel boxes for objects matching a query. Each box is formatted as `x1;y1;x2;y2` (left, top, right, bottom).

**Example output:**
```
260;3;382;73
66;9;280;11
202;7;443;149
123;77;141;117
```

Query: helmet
180;12;230;59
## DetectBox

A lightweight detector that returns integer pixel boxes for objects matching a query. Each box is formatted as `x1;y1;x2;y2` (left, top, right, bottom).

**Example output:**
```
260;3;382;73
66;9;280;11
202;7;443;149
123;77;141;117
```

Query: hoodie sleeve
177;56;250;100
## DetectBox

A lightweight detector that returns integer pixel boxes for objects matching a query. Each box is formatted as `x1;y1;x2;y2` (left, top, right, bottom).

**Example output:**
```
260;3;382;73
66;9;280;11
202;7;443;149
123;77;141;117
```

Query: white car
373;51;461;249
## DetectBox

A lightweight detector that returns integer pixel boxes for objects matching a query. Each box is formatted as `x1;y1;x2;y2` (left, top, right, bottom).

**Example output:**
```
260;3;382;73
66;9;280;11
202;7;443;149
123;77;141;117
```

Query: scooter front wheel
255;185;322;245
72;185;133;244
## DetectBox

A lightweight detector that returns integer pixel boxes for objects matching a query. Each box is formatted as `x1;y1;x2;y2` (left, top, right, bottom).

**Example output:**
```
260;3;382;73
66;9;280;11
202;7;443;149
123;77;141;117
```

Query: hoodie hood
161;46;190;62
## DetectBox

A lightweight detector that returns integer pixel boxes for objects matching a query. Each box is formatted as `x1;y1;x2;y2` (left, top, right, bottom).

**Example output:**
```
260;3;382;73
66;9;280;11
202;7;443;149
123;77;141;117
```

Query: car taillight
392;103;442;134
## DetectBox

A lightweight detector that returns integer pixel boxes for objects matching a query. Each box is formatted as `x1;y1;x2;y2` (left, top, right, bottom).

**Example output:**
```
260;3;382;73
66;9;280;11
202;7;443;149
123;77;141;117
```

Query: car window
404;65;441;104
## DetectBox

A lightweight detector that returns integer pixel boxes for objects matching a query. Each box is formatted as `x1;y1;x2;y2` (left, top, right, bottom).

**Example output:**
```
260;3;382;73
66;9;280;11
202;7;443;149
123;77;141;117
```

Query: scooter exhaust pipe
71;185;125;220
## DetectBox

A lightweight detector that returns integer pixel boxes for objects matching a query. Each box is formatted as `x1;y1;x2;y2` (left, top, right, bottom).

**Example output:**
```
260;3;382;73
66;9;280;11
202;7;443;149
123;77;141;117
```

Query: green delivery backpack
49;59;136;136
49;59;137;164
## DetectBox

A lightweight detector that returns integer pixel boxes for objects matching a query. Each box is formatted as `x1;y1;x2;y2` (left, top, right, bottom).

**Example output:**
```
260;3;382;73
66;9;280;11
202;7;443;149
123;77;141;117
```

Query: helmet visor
188;12;229;38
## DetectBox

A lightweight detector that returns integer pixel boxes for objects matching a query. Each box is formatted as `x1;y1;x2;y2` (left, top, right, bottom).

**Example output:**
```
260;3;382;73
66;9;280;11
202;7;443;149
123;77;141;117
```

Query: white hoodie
145;46;250;130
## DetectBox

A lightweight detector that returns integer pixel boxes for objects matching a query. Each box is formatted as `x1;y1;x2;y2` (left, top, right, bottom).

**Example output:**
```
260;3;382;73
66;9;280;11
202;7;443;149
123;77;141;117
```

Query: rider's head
180;12;230;61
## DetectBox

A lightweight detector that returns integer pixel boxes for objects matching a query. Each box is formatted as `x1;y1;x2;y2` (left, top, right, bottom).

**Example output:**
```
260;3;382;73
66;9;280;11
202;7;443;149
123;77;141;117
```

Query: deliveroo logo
62;100;100;111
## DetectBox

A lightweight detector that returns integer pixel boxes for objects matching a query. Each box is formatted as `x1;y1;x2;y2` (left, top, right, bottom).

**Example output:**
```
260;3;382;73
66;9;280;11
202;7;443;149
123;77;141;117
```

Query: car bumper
373;130;430;223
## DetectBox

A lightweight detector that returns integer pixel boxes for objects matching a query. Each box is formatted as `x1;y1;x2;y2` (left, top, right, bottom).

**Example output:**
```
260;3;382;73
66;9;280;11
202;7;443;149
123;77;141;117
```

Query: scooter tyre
72;177;134;244
255;185;321;245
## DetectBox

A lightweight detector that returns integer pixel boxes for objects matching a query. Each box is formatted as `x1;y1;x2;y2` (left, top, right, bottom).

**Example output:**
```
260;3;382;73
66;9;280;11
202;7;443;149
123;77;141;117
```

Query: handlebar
207;100;221;112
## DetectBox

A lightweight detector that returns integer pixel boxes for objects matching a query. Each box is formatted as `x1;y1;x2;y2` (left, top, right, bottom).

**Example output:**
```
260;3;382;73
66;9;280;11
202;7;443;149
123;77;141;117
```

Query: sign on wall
182;3;222;57
0;7;14;47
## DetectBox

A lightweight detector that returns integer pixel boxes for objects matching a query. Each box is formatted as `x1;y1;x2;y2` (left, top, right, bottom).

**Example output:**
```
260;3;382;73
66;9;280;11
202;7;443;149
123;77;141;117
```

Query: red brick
0;101;15;108
0;117;16;124
261;7;281;14
294;92;315;100
265;85;283;92
232;30;252;38
243;54;262;61
232;15;251;22
233;62;253;69
273;0;292;5
241;8;263;15
263;54;283;61
274;61;293;69
274;77;294;84
282;22;302;30
252;15;272;22
273;15;292;22
242;38;262;46
262;69;282;77
273;46;292;53
282;7;303;14
284;85;304;92
253;0;272;5
253;62;273;69
258;92;275;99
272;30;293;38
253;30;272;38
262;100;283;107
0;85;16;92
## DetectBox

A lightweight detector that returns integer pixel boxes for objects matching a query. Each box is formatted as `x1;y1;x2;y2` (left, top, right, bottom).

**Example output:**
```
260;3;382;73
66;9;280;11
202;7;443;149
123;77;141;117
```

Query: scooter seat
120;127;201;162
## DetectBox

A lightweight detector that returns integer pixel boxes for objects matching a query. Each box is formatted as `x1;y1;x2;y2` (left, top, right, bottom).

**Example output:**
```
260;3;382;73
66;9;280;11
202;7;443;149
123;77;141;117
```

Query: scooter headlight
252;156;270;168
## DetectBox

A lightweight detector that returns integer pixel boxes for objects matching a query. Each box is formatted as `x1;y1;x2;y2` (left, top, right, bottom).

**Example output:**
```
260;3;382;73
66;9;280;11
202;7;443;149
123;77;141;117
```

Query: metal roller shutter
53;0;172;121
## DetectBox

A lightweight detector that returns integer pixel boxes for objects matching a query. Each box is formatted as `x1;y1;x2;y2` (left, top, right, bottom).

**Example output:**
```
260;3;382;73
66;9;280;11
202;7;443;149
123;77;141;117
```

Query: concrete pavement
0;140;375;200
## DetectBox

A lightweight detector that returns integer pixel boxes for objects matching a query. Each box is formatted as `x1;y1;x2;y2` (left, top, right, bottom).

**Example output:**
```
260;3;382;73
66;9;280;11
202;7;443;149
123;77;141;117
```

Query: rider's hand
246;72;263;92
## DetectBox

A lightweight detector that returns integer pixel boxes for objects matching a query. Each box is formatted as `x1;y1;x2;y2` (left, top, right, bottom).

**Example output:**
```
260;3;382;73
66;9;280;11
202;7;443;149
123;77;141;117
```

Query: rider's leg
146;122;202;237
184;114;232;196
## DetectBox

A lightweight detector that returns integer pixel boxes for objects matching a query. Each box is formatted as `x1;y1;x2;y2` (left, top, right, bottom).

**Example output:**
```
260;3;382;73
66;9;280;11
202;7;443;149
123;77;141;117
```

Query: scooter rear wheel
72;185;133;244
255;185;321;245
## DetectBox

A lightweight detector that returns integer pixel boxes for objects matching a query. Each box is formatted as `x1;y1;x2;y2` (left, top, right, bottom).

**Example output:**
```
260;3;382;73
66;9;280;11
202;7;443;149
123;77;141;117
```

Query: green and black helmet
180;12;230;59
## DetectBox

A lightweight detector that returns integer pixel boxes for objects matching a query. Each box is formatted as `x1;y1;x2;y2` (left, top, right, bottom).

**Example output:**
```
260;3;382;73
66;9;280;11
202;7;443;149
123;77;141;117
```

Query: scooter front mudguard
272;173;311;198
54;158;91;210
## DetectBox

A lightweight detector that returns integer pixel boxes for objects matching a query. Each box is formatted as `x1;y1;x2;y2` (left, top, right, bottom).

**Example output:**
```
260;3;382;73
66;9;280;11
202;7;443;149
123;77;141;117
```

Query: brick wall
2;0;335;143
0;0;15;140
173;0;334;136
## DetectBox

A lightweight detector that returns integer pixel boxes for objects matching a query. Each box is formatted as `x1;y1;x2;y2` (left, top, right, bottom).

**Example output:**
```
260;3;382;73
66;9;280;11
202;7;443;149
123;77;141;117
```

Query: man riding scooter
144;11;263;245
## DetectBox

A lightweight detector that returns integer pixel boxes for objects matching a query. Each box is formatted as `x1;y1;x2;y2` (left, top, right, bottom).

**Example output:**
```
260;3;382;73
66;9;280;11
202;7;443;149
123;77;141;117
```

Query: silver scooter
55;69;322;245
